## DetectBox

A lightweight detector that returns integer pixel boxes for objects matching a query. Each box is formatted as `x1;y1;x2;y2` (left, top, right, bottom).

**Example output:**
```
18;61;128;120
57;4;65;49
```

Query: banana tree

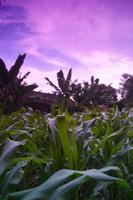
71;76;99;110
45;69;72;113
71;76;117;110
0;54;38;113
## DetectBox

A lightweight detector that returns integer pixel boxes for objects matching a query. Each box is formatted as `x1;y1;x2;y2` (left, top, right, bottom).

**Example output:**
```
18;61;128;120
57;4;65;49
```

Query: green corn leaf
49;175;87;200
9;169;75;200
9;167;120;200
0;161;27;196
0;139;26;175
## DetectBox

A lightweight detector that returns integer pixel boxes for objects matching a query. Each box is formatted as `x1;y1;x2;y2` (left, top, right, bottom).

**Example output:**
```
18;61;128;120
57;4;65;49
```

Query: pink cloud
72;51;133;89
5;0;113;53
4;1;133;53
2;0;133;90
21;66;58;92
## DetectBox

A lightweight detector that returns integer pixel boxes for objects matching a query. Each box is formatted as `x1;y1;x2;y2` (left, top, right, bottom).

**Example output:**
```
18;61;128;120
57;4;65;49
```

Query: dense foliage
0;107;133;199
71;76;117;110
0;55;37;113
119;73;133;107
1;55;133;199
45;68;73;113
45;70;118;112
0;55;133;113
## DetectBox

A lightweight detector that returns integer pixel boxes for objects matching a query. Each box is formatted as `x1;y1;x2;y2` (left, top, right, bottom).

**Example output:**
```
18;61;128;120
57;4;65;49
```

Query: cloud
21;51;133;93
3;0;133;55
72;51;133;88
0;17;21;25
1;0;133;91
21;66;58;92
3;0;113;54
5;0;133;62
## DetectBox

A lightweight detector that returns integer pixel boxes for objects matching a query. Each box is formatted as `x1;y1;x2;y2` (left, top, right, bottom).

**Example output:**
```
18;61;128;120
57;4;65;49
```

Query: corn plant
9;166;123;200
0;108;49;187
47;113;94;172
1;107;133;199
0;139;27;200
0;133;127;200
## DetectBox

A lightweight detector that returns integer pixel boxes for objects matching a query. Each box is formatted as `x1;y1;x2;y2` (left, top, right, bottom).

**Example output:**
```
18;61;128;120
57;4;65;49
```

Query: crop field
0;107;133;199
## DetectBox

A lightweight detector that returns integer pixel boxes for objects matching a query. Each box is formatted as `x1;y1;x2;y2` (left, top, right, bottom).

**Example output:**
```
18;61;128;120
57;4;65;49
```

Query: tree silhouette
45;69;72;112
0;54;38;112
119;73;133;107
71;76;117;110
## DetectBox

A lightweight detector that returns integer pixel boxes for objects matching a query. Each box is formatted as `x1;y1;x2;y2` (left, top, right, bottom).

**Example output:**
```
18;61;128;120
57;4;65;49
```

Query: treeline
0;54;133;113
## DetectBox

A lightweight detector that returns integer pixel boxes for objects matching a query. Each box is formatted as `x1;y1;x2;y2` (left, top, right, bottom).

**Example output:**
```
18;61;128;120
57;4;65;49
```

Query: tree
45;71;117;112
45;69;72;112
0;54;38;112
71;76;117;110
119;73;133;107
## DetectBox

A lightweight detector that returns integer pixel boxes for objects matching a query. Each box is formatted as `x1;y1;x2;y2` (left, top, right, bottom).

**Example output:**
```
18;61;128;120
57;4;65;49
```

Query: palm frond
20;72;30;82
8;54;26;81
45;77;60;92
57;70;65;92
65;68;72;89
0;58;8;84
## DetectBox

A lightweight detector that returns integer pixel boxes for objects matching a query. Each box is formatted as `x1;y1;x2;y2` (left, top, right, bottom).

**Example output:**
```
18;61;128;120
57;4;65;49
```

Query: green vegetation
0;107;133;199
1;55;133;114
0;54;37;113
45;68;73;113
1;55;133;199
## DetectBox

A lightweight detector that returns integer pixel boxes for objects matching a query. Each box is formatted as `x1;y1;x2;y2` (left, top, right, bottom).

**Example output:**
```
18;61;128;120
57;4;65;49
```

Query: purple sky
0;0;133;92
